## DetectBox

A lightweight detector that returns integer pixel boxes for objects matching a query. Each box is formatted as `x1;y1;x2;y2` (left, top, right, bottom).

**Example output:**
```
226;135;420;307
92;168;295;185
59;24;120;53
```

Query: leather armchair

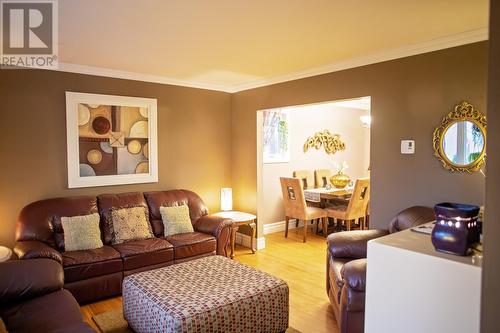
0;258;94;332
327;206;435;333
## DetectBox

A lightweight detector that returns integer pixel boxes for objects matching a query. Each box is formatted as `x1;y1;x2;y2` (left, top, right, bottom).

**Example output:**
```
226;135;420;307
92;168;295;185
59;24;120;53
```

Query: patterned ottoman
123;255;289;333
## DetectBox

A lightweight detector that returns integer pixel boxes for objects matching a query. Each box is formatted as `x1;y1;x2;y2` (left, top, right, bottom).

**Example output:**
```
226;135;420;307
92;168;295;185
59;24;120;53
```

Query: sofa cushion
160;204;194;237
110;206;154;244
0;258;63;305
98;192;149;244
144;190;208;237
0;289;85;333
329;257;351;303
62;246;123;282
61;213;103;251
164;232;216;259
112;238;174;270
340;259;367;292
16;196;97;249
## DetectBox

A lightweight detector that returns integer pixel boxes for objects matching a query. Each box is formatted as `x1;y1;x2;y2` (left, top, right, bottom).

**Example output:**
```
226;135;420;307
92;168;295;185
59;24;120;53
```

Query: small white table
213;211;257;259
0;246;12;262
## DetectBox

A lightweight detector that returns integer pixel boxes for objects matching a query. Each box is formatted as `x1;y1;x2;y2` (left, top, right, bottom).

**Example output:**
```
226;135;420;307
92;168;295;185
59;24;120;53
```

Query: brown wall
0;70;232;248
231;42;488;235
0;42;489;247
482;1;500;331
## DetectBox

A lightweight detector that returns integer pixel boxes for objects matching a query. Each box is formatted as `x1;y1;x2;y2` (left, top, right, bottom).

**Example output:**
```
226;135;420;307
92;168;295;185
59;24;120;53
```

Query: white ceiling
58;0;489;92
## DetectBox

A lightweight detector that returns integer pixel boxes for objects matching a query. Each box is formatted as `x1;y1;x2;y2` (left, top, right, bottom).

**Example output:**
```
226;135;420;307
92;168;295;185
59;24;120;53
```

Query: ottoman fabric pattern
123;255;289;333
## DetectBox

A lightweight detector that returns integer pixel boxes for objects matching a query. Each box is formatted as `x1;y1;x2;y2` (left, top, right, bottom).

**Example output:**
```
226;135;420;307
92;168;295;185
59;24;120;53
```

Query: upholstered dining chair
293;170;315;189
325;178;370;231
314;169;332;188
280;177;328;242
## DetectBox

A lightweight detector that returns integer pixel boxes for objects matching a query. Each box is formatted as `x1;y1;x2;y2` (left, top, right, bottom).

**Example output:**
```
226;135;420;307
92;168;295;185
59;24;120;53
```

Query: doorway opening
256;96;371;246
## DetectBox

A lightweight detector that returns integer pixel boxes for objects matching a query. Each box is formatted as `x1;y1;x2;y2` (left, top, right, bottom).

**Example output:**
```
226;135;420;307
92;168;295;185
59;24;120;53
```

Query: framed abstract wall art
66;92;158;188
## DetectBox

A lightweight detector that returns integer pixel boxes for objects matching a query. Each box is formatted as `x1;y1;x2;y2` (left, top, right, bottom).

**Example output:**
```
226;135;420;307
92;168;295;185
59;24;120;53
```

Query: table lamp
220;188;233;211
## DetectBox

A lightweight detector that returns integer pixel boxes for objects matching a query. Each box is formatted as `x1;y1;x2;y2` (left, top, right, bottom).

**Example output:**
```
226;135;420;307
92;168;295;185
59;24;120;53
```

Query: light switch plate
401;140;415;154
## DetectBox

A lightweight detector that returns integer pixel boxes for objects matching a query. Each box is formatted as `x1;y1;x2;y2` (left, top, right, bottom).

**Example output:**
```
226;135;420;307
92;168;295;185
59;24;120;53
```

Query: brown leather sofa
14;190;233;304
326;206;435;333
0;258;94;332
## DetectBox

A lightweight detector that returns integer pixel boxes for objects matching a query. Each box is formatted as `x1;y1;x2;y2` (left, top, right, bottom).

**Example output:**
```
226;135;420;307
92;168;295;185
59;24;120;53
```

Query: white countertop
370;224;481;268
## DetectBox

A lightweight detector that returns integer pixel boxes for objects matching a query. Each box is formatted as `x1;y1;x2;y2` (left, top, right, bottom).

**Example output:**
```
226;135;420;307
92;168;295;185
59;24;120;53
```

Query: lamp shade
220;188;233;211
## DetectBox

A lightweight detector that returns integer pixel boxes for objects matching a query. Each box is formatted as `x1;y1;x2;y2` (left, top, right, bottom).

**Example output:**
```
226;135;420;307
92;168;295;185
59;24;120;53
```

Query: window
263;109;289;163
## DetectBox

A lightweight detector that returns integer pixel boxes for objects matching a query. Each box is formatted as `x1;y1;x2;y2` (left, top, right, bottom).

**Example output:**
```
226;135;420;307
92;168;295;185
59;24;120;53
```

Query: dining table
303;186;354;203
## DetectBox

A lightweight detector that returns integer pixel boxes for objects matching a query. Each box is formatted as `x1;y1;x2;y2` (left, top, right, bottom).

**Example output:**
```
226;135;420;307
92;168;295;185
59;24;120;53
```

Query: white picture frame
66;92;158;188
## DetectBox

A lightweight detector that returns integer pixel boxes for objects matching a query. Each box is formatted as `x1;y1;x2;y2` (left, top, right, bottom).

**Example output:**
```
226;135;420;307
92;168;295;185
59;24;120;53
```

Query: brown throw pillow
111;206;154;244
61;213;103;252
160;204;194;237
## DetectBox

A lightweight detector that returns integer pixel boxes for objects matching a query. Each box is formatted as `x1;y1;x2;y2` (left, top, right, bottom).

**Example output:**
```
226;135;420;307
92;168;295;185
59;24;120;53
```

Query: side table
213;211;257;259
0;246;12;263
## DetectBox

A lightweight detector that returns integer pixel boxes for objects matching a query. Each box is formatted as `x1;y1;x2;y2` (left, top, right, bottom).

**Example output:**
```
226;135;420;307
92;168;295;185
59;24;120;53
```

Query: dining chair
314;169;332;188
280;177;328;242
293;170;315;189
325;177;370;231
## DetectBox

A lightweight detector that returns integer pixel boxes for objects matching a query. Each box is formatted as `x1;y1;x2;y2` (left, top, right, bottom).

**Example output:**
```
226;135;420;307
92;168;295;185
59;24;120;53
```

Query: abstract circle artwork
87;149;103;165
92;116;111;135
135;161;149;174
78;104;91;126
139;107;149;118
127;140;142;155
130;121;148;138
79;163;96;177
142;143;149;158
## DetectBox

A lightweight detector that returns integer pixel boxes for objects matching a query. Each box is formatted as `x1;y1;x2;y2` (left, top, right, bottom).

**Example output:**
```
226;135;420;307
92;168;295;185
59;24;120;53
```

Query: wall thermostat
401;140;415;154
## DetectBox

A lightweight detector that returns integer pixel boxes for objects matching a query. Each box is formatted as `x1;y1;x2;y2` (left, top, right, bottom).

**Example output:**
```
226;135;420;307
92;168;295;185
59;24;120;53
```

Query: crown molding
52;28;488;93
230;28;488;92
56;63;234;93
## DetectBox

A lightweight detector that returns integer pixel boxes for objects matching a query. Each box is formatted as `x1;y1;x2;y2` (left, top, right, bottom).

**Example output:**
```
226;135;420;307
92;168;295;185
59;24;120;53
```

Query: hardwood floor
81;228;339;333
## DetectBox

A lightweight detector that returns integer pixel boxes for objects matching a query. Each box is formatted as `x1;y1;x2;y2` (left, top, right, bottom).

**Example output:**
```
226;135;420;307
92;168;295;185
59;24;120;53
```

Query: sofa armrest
194;215;234;256
0;258;64;305
14;240;62;264
327;229;389;259
341;258;367;292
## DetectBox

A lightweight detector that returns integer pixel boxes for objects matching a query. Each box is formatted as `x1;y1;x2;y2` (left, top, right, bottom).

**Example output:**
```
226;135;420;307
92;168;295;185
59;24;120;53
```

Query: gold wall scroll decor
303;130;346;155
432;101;486;173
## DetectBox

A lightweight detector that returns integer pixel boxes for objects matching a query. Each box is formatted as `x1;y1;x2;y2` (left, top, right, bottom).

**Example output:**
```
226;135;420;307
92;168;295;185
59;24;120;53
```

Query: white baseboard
235;233;266;250
263;219;303;235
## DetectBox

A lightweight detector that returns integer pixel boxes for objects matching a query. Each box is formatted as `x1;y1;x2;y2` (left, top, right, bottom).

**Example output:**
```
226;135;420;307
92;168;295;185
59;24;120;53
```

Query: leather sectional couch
326;206;435;333
14;189;233;304
0;258;94;332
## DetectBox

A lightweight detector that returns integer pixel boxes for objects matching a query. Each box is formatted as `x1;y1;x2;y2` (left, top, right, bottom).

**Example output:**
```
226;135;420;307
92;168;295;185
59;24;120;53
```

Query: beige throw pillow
111;206;154;244
160;204;194;237
61;213;103;252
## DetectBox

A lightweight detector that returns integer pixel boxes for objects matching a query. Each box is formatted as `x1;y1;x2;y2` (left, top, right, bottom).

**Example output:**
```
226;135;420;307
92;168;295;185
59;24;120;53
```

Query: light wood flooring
81;228;339;333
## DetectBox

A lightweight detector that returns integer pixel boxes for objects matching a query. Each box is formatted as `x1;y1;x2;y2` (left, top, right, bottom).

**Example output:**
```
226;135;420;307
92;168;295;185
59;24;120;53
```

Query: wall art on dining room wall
66;92;158;188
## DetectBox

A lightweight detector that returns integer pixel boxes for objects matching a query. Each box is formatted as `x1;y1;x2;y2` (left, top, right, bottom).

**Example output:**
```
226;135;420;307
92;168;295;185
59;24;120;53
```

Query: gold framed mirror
433;101;486;173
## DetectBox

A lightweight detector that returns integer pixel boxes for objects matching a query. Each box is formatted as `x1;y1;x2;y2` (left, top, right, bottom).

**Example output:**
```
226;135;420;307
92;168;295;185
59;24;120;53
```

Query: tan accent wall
0;70;232;248
231;42;488;235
